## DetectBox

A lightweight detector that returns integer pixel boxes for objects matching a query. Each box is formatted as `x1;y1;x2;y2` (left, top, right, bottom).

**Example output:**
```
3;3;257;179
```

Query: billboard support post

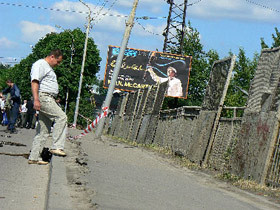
95;0;139;138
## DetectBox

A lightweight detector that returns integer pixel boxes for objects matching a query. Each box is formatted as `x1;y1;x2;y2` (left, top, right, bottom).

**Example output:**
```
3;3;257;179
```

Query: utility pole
55;25;75;114
95;0;139;138
65;34;75;114
163;0;188;54
73;0;92;127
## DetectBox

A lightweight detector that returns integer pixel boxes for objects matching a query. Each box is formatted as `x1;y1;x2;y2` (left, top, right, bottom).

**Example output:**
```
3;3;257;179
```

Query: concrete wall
230;112;278;182
107;56;236;164
104;50;280;186
208;118;242;171
230;47;280;184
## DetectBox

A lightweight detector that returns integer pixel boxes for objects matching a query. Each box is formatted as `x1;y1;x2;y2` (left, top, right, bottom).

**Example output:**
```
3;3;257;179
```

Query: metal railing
159;106;246;120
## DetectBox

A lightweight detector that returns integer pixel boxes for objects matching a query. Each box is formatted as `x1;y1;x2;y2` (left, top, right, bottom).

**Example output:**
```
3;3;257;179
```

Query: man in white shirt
0;93;3;124
147;66;183;97
20;99;28;128
28;49;67;165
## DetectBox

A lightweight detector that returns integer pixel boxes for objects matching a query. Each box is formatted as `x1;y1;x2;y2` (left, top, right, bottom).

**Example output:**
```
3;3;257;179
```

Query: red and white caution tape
71;107;109;139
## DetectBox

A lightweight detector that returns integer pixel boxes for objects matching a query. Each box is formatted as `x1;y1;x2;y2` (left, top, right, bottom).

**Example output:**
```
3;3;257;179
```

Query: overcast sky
0;0;280;79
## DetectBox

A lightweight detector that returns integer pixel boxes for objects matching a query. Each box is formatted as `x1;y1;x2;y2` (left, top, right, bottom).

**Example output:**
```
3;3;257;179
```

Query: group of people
18;98;38;129
0;85;37;134
0;49;67;165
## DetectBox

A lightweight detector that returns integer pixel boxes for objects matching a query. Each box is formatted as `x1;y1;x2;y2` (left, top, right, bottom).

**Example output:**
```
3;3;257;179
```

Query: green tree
0;63;10;90
98;80;108;96
260;38;269;49
261;27;280;49
224;48;258;116
9;28;101;126
162;21;219;109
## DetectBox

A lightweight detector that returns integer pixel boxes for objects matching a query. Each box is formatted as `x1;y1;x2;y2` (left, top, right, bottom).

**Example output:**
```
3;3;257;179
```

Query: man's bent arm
31;80;40;111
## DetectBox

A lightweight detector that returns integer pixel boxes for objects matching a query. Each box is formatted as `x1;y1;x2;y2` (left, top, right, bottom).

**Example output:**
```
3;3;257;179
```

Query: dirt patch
64;138;98;210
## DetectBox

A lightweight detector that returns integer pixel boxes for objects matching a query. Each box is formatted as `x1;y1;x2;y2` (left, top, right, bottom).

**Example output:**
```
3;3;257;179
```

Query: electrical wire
92;0;109;21
92;0;102;10
187;0;203;6
135;19;162;36
0;2;89;15
0;0;207;39
93;0;119;25
244;0;280;13
0;2;166;20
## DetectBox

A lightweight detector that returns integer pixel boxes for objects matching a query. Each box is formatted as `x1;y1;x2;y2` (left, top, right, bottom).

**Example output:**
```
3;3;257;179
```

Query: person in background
26;97;35;129
1;95;7;126
15;104;22;128
3;93;12;127
20;99;28;128
2;79;21;134
55;97;62;108
0;93;3;124
31;111;39;129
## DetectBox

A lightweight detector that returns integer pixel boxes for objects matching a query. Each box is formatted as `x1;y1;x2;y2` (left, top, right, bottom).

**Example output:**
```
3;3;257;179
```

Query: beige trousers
29;92;67;160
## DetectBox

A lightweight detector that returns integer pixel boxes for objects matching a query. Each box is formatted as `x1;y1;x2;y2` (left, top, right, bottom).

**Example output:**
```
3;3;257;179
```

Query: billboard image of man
147;66;183;97
104;46;191;98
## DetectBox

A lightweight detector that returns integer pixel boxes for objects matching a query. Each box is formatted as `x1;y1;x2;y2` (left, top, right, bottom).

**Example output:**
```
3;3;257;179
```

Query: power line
0;2;89;15
0;1;205;39
134;0;204;37
244;0;280;13
92;0;109;21
93;0;119;25
0;2;166;20
187;0;203;6
135;19;162;36
186;0;279;12
92;0;102;10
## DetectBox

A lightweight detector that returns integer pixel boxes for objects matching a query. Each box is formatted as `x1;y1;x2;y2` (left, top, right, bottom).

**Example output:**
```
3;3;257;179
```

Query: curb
44;160;53;210
46;156;73;210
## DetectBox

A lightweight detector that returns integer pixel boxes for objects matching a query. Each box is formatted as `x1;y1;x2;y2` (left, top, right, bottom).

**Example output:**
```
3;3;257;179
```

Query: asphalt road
78;135;280;210
2;125;280;210
0;125;49;210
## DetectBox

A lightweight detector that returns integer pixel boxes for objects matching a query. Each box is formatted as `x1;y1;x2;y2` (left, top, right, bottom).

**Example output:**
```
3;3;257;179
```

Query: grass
232;178;280;199
214;171;280;201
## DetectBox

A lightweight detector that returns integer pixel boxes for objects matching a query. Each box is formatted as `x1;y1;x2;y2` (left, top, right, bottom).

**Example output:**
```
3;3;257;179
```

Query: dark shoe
50;149;66;157
41;147;53;162
28;160;49;165
10;129;18;134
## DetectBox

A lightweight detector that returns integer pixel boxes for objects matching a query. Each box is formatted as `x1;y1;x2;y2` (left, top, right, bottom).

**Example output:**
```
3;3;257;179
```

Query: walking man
28;49;67;165
2;79;21;133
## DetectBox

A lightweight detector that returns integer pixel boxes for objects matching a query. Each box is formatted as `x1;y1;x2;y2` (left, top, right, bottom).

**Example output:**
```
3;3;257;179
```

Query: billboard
104;45;192;98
